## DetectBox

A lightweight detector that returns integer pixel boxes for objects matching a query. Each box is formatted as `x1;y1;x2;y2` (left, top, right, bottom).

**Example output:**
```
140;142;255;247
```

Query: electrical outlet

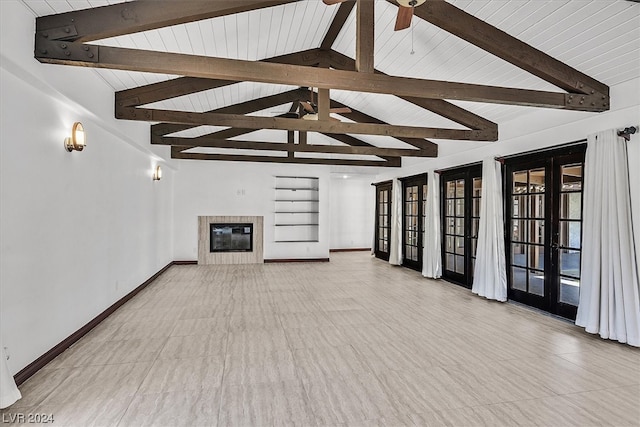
4;346;10;360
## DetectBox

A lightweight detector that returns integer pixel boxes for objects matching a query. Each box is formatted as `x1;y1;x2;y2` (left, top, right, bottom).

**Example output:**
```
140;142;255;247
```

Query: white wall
0;1;174;374
329;176;375;249
172;161;331;260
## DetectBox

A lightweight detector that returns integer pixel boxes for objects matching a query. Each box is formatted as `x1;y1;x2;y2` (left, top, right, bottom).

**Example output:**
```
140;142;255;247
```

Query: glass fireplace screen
210;223;253;252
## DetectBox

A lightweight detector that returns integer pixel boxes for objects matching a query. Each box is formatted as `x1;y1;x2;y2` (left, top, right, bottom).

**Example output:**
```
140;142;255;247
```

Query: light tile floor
2;253;639;426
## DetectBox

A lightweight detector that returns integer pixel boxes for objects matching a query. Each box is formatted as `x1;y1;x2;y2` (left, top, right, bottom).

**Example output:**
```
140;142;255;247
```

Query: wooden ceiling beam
34;41;608;112
321;1;356;50
116;49;323;108
149;88;307;136
117;107;490;140
171;147;401;167
170;119;400;162
36;0;297;43
356;0;375;73
154;136;427;157
393;0;609;97
327;99;439;155
327;50;498;132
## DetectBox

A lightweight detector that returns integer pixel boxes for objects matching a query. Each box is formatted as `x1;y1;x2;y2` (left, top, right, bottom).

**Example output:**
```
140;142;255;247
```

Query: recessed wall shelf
274;176;319;243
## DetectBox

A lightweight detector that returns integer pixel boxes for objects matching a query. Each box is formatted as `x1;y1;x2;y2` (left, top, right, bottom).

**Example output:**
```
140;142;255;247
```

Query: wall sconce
64;122;86;152
152;165;162;181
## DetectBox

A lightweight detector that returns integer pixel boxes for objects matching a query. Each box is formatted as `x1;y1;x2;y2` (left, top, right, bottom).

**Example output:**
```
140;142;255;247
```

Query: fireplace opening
210;223;253;252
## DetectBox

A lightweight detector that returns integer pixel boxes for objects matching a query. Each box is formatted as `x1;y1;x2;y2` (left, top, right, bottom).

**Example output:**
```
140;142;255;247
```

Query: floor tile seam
215;300;234;427
549;383;640;399
278;310;323;424
111;352;162;427
552;352;640;383
343;342;407;420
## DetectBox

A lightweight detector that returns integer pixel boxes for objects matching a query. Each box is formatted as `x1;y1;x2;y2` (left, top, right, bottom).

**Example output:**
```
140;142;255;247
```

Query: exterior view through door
440;165;482;288
402;174;427;271
374;181;392;261
505;145;586;320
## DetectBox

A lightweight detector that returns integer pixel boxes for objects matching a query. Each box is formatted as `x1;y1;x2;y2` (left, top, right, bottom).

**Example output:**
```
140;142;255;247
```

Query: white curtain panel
472;158;507;301
388;178;403;265
422;171;442;278
576;129;640;347
0;346;21;408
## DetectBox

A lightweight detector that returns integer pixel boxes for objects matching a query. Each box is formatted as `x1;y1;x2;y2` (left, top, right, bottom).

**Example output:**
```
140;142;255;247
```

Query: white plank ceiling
21;0;640;161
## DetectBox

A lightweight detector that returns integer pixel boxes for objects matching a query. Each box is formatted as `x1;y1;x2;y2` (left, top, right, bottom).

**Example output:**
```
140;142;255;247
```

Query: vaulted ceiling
26;0;640;168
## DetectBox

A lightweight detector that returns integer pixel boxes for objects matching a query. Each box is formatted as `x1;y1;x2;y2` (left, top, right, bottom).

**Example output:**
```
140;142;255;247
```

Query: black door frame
503;144;586;319
401;174;427;271
440;164;482;288
374;181;392;261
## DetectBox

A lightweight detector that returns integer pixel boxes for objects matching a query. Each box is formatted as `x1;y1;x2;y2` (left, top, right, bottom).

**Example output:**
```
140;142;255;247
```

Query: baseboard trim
329;248;371;253
172;260;198;265
264;258;330;263
13;261;175;386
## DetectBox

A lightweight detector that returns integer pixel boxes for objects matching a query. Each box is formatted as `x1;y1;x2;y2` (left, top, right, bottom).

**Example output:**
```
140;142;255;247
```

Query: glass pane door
402;174;427;271
505;146;585;319
375;182;392;261
441;165;482;288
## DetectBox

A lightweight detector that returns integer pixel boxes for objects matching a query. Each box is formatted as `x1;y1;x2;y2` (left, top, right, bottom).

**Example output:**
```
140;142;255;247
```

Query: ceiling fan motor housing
397;0;426;7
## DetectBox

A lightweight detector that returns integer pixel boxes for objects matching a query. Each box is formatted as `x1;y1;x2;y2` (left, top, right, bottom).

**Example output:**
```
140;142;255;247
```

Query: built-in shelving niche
274;176;319;243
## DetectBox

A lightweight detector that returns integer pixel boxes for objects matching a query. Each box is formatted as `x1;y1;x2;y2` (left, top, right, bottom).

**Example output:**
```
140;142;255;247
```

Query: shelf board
275;176;319;180
275;224;319;226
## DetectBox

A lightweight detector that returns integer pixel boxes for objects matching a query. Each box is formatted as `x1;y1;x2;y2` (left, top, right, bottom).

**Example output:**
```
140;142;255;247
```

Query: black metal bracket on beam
36;25;78;41
35;37;98;63
565;93;609;112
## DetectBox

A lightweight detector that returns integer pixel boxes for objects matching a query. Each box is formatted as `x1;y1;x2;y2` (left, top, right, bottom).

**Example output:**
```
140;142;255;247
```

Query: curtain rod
618;125;638;142
494;138;588;163
434;161;482;174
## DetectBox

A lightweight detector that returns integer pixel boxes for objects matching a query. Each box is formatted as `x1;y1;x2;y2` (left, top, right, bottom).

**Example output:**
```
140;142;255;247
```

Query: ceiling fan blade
330;117;341;122
300;101;315;114
323;0;348;4
329;107;352;114
394;6;413;31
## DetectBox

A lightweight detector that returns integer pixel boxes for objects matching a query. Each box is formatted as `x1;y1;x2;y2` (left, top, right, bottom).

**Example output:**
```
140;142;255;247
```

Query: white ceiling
21;0;640;161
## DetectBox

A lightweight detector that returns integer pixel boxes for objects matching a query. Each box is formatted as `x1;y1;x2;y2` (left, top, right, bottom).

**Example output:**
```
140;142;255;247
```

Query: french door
402;174;427;271
441;165;482;288
374;181;392;261
505;145;585;319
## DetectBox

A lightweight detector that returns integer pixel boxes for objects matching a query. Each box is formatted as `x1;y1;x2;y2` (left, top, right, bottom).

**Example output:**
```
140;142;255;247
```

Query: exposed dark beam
155;136;428;157
394;0;609;97
317;88;330;121
35;41;608;112
321;1;356;50
328;99;439;155
356;0;375;73
150;88;307;137
117;107;492;140
171;147;401;167
36;0;297;42
116;49;323;108
176;120;400;162
327;50;498;131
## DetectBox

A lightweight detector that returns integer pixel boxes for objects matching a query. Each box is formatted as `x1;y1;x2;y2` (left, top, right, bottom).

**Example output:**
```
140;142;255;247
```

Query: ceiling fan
322;0;426;31
292;88;352;121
